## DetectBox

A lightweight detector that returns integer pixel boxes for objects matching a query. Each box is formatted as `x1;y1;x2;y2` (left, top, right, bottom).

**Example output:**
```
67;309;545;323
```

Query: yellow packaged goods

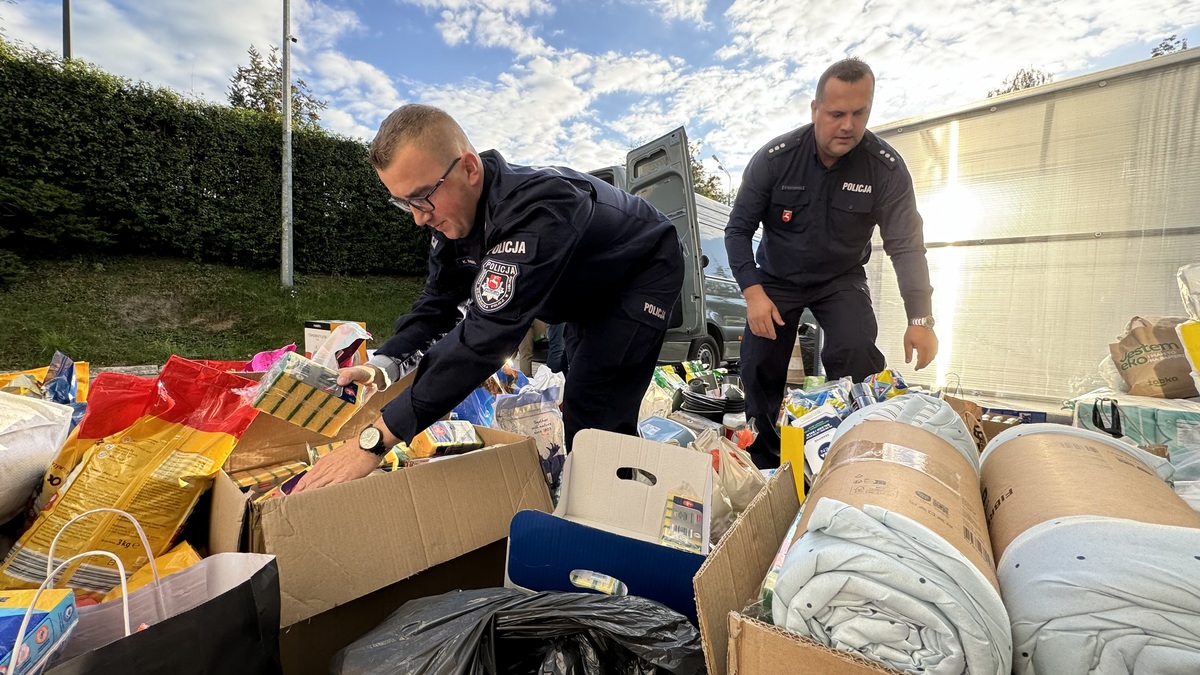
31;372;157;519
252;351;362;436
309;441;406;471
101;541;202;603
0;357;259;599
229;461;309;496
408;420;483;459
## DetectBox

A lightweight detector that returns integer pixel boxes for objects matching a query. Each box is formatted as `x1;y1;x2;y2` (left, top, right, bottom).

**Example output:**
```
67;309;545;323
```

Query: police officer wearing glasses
725;58;938;470
295;104;684;493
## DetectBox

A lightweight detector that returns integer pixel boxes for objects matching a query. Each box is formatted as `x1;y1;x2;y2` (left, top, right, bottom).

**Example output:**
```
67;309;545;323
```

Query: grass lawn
0;256;425;370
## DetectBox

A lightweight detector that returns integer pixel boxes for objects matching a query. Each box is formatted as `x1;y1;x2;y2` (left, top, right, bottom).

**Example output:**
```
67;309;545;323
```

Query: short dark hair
369;103;468;170
815;58;875;103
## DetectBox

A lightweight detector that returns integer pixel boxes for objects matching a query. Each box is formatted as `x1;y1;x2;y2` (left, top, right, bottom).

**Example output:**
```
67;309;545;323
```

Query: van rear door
625;127;704;345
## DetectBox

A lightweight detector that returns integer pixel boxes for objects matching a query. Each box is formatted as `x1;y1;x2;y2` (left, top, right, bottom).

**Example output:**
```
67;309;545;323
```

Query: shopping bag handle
9;550;132;672
46;508;166;618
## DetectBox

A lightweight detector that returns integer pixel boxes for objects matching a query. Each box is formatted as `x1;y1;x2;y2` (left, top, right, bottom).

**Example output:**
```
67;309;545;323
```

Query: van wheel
688;336;720;369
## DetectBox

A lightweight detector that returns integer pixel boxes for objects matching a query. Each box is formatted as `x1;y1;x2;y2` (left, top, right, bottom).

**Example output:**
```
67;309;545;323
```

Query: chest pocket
829;189;875;243
770;185;810;229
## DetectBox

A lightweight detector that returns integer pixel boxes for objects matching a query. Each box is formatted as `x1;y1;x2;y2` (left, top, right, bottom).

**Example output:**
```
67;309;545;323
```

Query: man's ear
462;152;483;186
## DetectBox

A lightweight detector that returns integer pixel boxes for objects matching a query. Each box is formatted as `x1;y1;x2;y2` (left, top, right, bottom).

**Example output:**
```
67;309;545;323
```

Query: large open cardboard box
694;463;899;675
205;373;553;672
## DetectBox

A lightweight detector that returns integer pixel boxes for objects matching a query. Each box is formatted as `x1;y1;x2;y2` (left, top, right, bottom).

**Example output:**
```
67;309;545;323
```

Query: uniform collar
474;150;501;237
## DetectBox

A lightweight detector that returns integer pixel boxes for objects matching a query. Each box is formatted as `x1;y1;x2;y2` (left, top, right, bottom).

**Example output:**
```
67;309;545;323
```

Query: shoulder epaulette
861;136;899;171
765;127;806;160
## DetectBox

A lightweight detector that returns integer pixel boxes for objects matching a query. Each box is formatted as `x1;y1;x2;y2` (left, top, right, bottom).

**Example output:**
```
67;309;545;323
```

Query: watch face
359;426;383;450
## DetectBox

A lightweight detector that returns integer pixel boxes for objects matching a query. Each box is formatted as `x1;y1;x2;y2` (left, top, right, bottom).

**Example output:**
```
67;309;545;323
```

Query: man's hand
337;365;381;400
744;285;785;340
904;326;939;371
291;441;382;494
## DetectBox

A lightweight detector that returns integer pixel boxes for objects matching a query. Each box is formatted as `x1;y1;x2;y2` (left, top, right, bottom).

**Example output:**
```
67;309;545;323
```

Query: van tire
688;336;720;369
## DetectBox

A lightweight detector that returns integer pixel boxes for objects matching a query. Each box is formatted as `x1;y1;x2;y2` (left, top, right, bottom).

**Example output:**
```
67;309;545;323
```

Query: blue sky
3;0;1197;183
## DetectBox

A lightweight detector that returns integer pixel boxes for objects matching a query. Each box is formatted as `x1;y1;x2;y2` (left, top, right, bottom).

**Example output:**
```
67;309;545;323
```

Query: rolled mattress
981;424;1200;675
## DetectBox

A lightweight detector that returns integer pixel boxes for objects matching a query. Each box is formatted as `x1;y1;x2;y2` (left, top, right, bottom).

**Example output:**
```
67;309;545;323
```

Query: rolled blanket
982;424;1200;675
772;401;1011;675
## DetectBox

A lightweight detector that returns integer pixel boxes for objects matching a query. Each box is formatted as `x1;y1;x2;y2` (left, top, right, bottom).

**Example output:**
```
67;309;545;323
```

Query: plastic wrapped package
31;373;157;519
0;357;258;599
0;393;74;523
252;352;362;436
331;588;704;675
1181;263;1200;321
495;368;567;492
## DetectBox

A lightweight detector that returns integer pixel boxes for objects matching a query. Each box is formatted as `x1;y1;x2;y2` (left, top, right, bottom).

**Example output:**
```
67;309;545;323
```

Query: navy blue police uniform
724;125;932;468
370;150;684;449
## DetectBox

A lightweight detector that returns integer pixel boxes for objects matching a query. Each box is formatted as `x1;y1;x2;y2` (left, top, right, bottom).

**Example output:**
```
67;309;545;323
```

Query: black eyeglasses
388;156;461;213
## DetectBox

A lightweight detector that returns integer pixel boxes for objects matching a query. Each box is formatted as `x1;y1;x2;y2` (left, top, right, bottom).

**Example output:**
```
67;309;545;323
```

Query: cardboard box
303;320;368;365
694;463;900;675
0;588;77;675
505;429;713;623
208;372;554;628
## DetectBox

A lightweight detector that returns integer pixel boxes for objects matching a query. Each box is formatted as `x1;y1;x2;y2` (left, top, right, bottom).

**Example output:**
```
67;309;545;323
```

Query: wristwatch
358;425;388;456
908;316;936;329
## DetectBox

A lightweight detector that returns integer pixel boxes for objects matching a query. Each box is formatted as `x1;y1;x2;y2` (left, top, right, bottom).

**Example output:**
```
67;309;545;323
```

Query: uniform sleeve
374;236;469;363
724;148;771;290
379;178;591;443
875;164;934;319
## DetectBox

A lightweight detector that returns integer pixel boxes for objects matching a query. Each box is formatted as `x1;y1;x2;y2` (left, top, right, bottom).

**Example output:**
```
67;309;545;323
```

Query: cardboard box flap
728;614;896;675
257;434;550;625
558;429;713;552
695;463;802;675
208;470;251;554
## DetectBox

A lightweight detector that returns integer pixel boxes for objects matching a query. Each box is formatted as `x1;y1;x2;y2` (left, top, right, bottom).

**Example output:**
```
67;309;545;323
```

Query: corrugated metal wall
866;51;1200;400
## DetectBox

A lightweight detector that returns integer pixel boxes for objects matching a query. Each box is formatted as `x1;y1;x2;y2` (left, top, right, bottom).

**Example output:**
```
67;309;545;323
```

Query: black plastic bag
331;588;705;675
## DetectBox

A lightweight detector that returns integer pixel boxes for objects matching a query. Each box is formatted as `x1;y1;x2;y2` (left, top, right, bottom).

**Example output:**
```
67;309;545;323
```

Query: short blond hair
369;104;472;170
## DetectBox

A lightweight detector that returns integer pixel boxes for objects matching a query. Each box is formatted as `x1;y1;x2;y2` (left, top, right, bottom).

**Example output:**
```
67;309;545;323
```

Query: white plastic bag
311;323;372;370
0;392;73;522
688;430;767;542
638;382;673;422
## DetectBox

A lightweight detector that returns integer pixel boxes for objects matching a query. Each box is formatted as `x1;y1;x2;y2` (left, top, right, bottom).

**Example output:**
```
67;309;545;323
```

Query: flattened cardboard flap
694;463;801;675
558;429;713;553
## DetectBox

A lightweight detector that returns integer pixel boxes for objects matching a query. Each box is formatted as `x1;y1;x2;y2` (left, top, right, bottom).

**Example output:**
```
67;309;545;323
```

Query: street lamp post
280;0;294;288
711;154;732;206
62;0;71;59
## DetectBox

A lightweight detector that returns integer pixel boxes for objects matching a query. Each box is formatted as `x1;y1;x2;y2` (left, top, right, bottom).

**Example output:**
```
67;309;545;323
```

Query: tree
987;67;1052;98
227;45;327;129
1152;35;1188;57
690;142;730;204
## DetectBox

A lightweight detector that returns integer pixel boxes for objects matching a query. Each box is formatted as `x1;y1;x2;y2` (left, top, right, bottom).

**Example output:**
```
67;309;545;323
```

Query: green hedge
0;38;429;282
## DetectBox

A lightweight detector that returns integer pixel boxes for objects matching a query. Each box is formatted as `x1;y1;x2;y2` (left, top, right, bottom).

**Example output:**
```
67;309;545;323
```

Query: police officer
724;58;938;469
295;104;683;492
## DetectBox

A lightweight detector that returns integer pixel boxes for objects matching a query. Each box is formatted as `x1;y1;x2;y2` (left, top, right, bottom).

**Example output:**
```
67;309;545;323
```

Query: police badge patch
474;259;518;312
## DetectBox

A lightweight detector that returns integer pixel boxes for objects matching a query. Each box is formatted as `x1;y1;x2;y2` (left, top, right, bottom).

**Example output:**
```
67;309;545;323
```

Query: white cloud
3;0;1198;176
635;0;710;26
401;0;555;56
720;0;1200;122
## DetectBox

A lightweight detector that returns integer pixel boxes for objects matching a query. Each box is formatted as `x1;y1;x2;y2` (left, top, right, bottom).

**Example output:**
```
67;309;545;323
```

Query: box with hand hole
505;429;713;624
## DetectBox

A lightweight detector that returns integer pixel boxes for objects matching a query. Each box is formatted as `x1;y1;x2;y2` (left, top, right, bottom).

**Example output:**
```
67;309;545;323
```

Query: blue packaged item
0;589;78;675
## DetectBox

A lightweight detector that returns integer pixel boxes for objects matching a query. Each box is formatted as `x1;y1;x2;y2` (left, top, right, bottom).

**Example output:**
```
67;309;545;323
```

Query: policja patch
474;259;518;312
